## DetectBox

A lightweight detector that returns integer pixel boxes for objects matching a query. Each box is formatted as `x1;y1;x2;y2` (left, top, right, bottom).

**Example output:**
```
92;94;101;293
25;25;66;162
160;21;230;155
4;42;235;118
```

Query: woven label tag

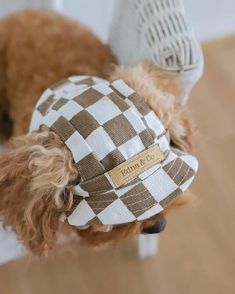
108;145;165;188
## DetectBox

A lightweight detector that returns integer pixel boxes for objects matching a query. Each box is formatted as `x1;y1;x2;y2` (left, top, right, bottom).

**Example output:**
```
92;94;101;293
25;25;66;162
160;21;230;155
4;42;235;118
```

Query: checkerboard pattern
30;76;198;226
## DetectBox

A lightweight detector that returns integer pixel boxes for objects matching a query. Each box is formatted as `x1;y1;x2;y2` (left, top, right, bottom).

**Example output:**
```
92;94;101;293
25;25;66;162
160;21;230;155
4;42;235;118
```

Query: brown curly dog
0;10;196;255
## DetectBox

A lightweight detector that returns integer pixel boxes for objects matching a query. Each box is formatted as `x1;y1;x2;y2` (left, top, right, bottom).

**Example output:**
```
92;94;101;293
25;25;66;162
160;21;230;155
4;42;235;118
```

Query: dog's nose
142;217;167;234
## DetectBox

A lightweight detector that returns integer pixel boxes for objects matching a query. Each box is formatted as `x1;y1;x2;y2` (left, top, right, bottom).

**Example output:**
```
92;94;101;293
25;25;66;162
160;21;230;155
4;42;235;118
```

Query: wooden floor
0;38;235;294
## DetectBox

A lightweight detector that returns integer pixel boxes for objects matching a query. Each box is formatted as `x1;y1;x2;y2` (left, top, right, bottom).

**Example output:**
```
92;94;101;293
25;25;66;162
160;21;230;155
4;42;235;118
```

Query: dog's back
0;9;115;137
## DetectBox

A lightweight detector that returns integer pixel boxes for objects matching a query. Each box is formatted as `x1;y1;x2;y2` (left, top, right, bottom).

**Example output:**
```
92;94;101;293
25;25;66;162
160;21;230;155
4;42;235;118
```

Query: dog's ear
0;131;78;255
110;62;196;153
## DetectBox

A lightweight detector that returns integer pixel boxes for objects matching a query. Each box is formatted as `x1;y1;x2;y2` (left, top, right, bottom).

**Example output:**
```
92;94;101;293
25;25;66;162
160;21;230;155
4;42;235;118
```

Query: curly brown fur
0;10;196;255
0;130;79;254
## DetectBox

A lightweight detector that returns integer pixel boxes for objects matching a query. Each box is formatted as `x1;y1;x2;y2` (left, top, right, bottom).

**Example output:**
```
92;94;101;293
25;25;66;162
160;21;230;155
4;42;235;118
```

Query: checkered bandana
30;76;198;226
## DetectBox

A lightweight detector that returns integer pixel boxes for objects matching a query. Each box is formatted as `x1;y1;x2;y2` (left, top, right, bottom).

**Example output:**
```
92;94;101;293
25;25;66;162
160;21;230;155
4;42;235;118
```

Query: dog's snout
142;217;167;234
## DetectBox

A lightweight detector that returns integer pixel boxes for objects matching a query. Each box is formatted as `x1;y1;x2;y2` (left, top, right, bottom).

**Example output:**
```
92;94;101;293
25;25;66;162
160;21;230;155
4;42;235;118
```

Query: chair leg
137;234;159;259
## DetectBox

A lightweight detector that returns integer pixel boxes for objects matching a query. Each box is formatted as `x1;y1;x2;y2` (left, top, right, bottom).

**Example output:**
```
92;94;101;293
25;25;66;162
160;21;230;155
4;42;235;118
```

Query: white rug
0;144;26;265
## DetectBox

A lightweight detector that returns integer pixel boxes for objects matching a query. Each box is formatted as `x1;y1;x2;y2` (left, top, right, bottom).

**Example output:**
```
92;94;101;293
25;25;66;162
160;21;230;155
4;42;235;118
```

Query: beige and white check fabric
30;76;198;226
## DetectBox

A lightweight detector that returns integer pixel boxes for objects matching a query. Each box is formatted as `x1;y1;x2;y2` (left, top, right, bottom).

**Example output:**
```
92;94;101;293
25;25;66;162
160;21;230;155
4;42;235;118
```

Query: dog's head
0;62;197;255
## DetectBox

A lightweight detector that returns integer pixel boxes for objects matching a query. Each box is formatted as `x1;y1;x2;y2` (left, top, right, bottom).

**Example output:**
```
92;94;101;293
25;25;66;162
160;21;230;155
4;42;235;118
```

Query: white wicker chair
109;0;204;103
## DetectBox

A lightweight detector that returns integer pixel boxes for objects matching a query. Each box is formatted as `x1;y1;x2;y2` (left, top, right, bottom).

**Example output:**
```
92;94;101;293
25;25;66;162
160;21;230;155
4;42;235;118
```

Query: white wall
184;0;235;41
0;0;27;17
0;0;115;42
0;0;234;42
62;0;115;43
